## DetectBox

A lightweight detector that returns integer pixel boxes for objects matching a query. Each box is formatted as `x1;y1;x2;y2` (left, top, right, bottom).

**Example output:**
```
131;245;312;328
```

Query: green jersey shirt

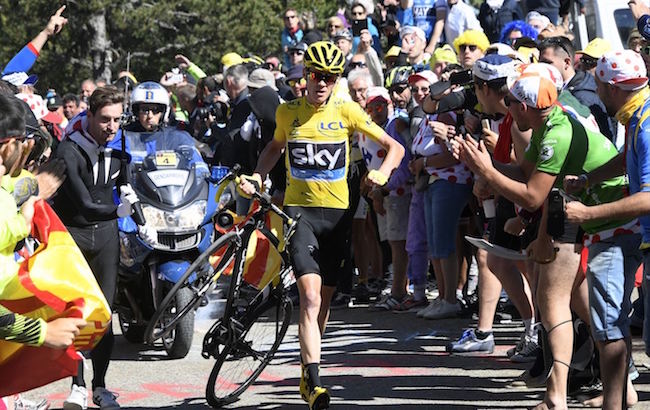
524;105;631;234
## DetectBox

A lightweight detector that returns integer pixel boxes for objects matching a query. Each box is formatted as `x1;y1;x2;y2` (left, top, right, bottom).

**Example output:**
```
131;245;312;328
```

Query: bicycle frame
201;184;299;360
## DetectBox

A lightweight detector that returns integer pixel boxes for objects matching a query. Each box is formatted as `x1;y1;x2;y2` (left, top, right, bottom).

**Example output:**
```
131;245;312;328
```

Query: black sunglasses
459;44;478;52
307;70;338;84
539;37;573;57
139;106;164;114
389;84;409;93
349;62;367;69
580;56;598;68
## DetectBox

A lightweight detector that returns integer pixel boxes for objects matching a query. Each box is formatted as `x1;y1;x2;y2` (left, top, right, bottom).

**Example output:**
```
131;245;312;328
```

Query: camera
197;100;228;125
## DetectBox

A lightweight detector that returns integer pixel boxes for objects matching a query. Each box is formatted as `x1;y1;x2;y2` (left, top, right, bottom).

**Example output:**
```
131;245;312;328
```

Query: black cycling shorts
285;206;347;287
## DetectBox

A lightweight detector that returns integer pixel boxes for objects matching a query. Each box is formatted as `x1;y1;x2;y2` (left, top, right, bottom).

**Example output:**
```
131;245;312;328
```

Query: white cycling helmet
130;81;170;120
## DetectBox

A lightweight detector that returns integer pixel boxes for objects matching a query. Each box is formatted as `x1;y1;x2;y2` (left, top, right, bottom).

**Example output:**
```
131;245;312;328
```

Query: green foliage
0;0;340;94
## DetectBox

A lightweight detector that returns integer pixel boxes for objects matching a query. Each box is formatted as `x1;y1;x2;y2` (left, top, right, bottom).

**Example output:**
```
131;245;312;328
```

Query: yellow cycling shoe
299;364;309;402
308;386;330;410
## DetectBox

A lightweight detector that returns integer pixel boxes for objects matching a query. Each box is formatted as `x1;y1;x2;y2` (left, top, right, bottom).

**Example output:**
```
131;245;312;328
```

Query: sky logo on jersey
288;141;346;181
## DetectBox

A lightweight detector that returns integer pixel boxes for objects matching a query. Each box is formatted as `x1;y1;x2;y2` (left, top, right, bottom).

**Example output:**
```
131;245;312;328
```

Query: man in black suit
53;86;138;410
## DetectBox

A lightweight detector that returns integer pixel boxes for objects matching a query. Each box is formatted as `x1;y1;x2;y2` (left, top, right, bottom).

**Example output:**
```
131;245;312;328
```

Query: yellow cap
577;38;612;59
221;52;244;68
385;45;401;60
431;44;458;66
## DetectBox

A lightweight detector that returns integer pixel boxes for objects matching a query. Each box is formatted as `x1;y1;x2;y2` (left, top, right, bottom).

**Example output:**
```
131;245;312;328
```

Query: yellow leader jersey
274;96;386;209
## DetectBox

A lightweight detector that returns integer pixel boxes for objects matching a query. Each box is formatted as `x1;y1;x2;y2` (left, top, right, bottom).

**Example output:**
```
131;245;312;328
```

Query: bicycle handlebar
211;164;300;229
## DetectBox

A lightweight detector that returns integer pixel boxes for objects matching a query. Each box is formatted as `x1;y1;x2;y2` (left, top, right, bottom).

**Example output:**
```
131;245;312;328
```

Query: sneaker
299;363;309;402
14;396;49;410
329;292;351;310
510;338;540;363
308;386;330;410
393;296;429;313
63;385;88;410
423;299;461;320
372;294;403;311
367;279;385;297
92;387;120;410
416;299;441;318
351;283;370;303
507;333;526;358
446;328;495;353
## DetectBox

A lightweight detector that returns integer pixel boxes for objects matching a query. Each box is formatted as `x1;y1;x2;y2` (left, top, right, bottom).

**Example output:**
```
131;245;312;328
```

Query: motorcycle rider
124;81;209;179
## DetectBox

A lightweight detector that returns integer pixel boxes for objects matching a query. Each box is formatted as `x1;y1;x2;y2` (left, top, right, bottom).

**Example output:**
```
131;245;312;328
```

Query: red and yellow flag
0;200;111;396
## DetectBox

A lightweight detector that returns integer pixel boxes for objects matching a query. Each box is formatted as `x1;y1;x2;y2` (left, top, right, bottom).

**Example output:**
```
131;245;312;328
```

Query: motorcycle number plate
155;151;178;167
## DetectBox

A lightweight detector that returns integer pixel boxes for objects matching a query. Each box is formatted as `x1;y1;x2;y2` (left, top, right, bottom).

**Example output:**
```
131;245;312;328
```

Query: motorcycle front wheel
161;287;195;359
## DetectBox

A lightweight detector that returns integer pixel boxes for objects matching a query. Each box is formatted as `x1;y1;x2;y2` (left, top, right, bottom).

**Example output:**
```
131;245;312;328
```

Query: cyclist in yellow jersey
240;41;404;409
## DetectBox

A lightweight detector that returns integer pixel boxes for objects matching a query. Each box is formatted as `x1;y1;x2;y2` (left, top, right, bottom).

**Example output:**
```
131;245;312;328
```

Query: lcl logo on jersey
319;121;345;131
288;141;346;181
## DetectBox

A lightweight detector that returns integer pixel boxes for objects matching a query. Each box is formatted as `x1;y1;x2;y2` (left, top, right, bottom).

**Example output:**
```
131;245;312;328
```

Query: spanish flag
0;200;111;396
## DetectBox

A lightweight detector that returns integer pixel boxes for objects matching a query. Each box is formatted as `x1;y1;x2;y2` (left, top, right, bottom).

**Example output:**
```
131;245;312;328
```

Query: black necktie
97;149;105;185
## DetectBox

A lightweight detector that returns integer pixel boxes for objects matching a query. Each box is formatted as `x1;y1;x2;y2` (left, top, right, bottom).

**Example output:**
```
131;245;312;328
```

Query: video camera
428;69;477;115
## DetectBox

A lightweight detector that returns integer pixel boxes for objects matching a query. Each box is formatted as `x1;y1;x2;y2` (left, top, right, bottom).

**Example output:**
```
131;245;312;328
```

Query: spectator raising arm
2;6;68;75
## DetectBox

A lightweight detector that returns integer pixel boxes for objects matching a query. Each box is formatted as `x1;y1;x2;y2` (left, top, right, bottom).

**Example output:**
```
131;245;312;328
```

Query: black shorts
285;206;347;287
488;197;521;251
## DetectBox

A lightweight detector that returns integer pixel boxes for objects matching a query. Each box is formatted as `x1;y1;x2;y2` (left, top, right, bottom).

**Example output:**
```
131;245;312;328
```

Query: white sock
456;289;463;300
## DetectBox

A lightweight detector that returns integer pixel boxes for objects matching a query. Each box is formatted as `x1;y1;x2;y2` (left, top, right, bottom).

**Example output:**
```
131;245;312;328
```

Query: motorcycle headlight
141;200;207;232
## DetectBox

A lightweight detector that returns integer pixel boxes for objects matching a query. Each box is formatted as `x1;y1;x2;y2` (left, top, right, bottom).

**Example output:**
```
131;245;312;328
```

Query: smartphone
167;67;184;85
450;69;473;86
546;189;565;238
352;19;368;36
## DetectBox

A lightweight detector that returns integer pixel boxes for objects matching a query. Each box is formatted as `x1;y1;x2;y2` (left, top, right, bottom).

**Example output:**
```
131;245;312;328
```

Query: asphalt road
21;299;650;409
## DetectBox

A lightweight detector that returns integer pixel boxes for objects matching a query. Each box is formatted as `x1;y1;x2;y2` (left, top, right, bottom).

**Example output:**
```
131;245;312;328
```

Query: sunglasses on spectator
410;85;429;93
389;84;409;93
348;62;367;69
328;24;342;29
458;44;478;52
290;50;305;56
352;11;365;16
580;56;598;68
307;70;339;84
287;78;306;87
539;37;573;58
284;14;297;20
139;105;164;114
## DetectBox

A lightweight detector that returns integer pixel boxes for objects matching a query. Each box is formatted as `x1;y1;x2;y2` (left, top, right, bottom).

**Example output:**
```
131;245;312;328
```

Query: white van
573;0;638;50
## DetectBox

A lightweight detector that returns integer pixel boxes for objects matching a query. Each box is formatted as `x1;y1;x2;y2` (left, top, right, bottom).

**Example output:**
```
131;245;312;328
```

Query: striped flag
0;200;111;396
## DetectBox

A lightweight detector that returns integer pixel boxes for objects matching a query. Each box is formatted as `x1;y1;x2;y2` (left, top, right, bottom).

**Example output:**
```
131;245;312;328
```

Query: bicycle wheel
205;291;292;408
145;231;239;343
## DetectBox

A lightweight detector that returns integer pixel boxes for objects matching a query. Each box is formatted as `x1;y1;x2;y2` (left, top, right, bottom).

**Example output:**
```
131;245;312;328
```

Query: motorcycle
115;128;228;359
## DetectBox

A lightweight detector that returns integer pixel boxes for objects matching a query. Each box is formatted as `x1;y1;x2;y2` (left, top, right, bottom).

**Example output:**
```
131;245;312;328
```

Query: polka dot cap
596;50;648;91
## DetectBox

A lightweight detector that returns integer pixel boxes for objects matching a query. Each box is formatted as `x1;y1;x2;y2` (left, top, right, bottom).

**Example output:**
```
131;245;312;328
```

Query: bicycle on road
145;166;299;407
